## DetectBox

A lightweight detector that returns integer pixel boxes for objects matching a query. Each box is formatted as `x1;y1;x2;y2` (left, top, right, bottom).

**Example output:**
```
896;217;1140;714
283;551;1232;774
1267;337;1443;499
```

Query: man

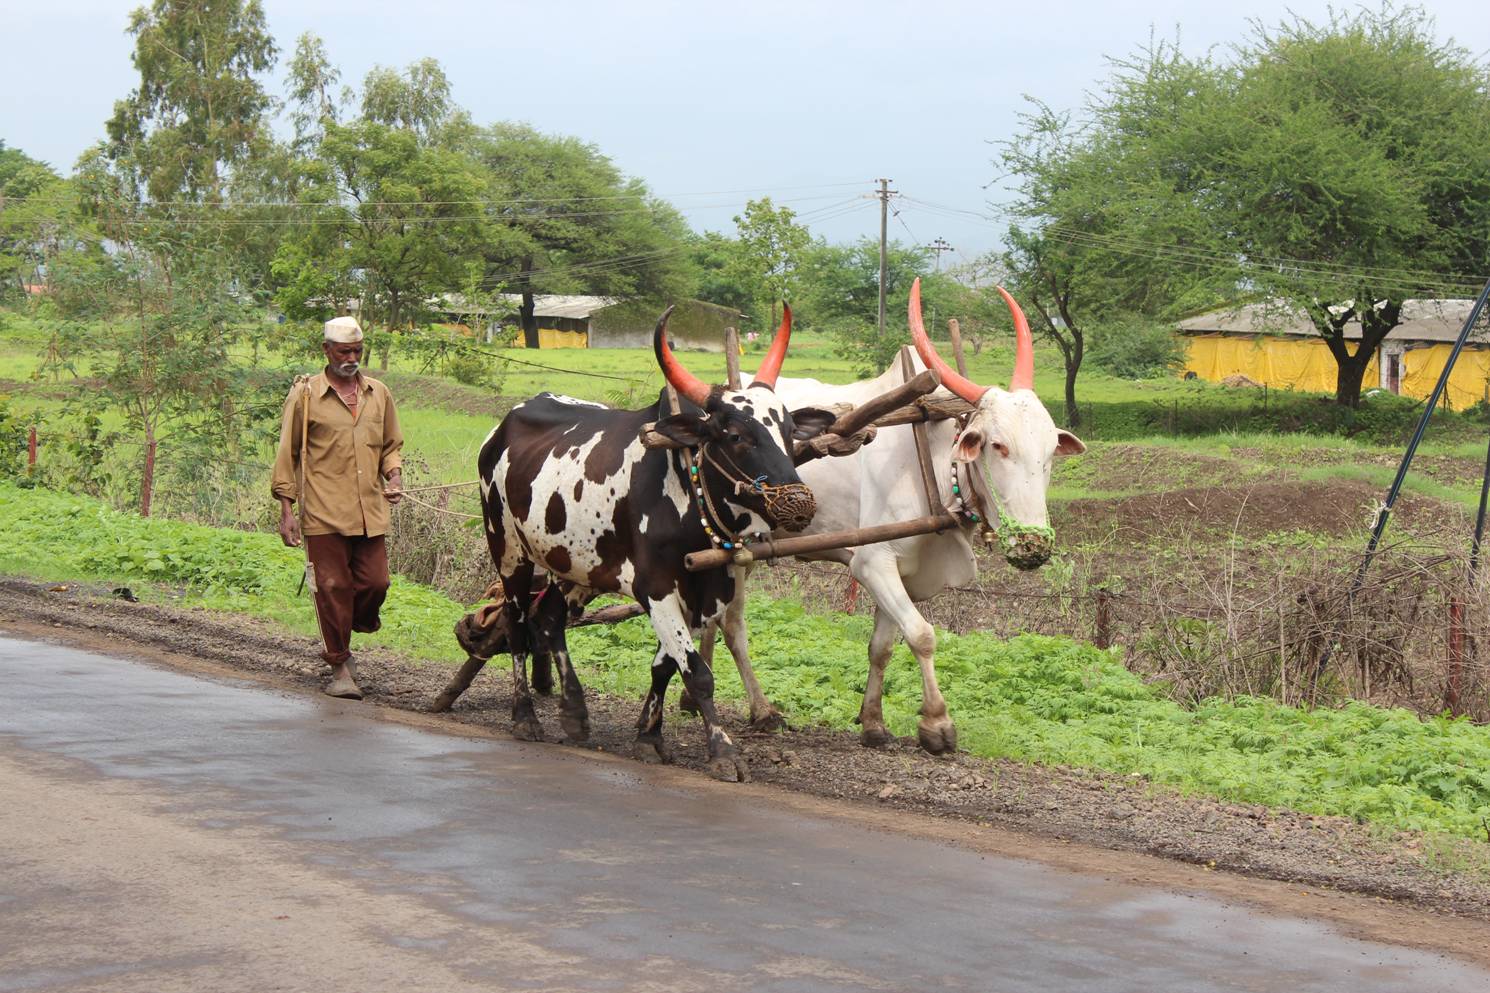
271;316;404;699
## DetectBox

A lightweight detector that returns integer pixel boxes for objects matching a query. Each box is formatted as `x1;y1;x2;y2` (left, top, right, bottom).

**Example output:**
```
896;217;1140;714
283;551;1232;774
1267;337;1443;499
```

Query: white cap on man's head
323;316;363;343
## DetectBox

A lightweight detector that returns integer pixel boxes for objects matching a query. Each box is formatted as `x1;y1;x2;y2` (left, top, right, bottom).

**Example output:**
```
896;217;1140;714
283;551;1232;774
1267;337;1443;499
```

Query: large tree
728;197;812;333
1211;6;1490;406
1001;6;1490;410
67;0;282;515
273;54;493;366
465;123;694;348
999;46;1227;426
800;237;930;376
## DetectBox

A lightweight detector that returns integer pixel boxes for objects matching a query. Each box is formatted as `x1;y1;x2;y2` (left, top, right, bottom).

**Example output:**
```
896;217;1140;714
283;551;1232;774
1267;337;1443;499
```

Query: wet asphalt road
2;635;1487;993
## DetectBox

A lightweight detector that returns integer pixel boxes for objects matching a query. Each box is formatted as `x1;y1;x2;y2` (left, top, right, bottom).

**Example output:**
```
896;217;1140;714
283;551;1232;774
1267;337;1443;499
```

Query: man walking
272;316;404;699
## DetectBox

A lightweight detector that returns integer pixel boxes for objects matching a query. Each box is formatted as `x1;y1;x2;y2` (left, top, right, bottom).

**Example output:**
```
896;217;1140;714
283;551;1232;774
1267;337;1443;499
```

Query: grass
5;479;1490;842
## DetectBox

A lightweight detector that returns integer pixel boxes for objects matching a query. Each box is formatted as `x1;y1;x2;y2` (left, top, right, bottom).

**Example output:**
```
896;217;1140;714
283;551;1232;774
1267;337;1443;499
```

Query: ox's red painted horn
908;278;988;405
749;303;792;390
998;285;1035;392
654;305;711;407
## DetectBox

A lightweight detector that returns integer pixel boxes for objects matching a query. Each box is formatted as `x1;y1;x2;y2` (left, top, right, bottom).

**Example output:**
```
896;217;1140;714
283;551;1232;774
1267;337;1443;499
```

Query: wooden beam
790;368;939;461
684;513;959;572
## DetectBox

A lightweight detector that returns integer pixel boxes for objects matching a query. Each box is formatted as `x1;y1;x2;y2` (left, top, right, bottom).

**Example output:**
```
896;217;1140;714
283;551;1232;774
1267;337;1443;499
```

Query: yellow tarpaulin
1182;335;1375;394
1183;334;1490;408
1400;344;1490;411
537;327;588;349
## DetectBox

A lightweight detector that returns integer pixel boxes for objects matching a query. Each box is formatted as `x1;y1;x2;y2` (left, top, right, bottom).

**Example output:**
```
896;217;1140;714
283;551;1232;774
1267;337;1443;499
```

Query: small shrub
1087;321;1187;379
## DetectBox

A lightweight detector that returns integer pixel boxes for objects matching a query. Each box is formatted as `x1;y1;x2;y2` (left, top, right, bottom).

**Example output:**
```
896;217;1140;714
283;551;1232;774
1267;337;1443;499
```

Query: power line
4;179;874;211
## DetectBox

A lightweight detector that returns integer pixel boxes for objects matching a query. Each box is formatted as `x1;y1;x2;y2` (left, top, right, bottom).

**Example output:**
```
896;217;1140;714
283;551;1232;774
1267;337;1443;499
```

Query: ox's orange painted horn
908;278;988;404
997;285;1035;392
654;305;711;406
749;303;792;390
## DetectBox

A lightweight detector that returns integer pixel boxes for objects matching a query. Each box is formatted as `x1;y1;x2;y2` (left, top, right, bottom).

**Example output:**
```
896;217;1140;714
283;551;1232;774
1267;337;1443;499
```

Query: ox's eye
726;430;744;444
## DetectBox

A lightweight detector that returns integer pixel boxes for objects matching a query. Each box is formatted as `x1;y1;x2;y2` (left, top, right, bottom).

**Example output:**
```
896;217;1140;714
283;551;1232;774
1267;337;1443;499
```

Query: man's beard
332;361;360;377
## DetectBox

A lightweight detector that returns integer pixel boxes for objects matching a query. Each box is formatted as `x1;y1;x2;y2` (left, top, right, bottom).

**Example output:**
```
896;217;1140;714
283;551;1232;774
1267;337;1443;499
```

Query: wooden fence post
1094;589;1113;649
1447;598;1466;715
28;426;37;468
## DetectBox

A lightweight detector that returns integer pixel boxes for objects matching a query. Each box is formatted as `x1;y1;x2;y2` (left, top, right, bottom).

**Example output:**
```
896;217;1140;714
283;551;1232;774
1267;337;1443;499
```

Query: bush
1087;320;1187;379
446;351;494;387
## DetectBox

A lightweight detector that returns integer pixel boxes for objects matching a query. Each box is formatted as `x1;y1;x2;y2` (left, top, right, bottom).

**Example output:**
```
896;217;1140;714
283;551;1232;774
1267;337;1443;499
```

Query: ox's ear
1055;430;1086;456
653;412;717;447
789;407;837;441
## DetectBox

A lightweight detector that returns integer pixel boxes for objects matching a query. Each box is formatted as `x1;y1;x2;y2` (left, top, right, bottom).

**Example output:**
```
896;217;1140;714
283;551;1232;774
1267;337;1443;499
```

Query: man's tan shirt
271;372;404;537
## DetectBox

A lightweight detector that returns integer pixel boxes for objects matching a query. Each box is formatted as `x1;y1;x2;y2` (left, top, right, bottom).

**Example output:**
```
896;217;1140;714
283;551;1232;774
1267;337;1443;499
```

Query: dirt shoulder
3;577;1489;954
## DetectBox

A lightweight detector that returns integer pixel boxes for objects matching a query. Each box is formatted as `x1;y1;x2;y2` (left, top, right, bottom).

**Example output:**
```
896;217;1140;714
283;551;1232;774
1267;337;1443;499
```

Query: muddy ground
4;576;1488;927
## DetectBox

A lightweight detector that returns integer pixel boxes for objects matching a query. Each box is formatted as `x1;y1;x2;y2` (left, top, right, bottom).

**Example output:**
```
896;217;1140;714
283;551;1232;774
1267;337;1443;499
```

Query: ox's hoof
708;752;751;783
917;720;958;756
512;717;545;742
633;733;673;764
560;708;591;743
748;709;787;734
860;725;895;749
677;690;700;716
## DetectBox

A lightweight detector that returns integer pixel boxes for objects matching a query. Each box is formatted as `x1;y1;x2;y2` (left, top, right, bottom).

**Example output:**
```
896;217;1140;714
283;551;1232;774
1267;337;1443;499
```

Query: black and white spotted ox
477;307;834;781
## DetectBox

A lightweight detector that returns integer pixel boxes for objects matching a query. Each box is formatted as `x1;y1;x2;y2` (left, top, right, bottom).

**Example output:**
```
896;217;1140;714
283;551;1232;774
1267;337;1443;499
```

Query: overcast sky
5;1;1489;266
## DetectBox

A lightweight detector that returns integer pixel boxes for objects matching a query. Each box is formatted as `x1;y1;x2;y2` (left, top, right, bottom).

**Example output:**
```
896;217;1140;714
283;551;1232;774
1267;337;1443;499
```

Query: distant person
271;316;404;699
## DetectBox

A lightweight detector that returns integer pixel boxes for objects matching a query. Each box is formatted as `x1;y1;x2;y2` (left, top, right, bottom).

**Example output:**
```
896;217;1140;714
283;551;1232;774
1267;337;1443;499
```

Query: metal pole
1316;276;1490;679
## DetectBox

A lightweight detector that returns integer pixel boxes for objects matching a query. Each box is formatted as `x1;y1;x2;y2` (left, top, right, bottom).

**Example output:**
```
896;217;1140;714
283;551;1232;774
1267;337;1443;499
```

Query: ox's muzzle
762;481;816;533
1000;526;1054;572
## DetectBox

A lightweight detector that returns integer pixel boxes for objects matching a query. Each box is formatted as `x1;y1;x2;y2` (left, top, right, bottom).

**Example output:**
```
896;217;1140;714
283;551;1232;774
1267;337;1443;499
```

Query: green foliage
1087;320;1188;379
105;0;278;202
727;197;812;328
0;395;30;479
464;122;696;348
804;238;930;376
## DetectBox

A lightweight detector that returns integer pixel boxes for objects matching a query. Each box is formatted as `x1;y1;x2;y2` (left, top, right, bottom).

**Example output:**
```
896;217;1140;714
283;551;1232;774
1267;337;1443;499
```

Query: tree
800;237;929;375
105;0;277;203
0;144;73;300
68;0;282;515
465;123;694;348
999;45;1228;427
728;198;811;332
999;7;1490;410
1208;5;1490;406
273;56;493;366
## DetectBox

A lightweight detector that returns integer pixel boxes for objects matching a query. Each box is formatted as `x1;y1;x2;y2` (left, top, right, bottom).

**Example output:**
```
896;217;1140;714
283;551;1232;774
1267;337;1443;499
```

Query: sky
5;1;1490;269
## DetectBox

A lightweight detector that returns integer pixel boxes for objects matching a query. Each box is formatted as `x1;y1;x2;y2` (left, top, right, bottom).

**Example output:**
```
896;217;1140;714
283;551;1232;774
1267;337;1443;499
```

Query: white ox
701;278;1084;753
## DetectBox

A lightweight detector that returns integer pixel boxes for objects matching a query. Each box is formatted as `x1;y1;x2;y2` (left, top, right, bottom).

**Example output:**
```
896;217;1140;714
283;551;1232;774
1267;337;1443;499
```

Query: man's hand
278;506;302;547
384;471;403;506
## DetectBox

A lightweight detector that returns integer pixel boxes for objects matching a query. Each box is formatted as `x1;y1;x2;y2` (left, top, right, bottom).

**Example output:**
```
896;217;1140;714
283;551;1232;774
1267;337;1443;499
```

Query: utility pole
925;237;953;272
876;178;896;338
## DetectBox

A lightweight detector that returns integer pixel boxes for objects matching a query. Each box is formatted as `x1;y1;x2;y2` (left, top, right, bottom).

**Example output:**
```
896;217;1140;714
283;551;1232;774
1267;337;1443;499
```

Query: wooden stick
868;395;977;427
724;326;742;390
790;368;937;461
685;513;959;572
429;655;490;712
947;318;970;376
